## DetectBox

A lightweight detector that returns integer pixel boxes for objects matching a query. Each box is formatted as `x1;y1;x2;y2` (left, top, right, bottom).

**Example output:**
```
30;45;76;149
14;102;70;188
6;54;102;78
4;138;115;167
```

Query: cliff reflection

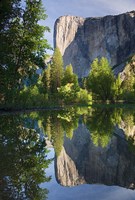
54;106;135;189
1;106;135;198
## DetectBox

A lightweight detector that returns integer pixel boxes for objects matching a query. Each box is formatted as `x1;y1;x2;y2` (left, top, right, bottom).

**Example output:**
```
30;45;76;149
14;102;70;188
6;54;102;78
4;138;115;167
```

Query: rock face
55;122;135;189
54;11;135;78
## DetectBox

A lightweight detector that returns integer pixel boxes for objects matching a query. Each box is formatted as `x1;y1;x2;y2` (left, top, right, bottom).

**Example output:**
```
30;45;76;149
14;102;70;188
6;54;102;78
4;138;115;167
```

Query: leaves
0;0;51;106
86;57;115;101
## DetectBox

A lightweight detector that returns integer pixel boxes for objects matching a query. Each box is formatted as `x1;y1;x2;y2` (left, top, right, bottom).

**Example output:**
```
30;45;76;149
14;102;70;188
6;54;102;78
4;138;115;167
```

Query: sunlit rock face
119;120;135;140
54;11;135;78
55;147;85;186
55;123;135;189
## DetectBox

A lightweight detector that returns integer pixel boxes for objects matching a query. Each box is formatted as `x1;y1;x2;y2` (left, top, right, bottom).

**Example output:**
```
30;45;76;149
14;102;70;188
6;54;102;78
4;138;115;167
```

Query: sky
43;0;135;52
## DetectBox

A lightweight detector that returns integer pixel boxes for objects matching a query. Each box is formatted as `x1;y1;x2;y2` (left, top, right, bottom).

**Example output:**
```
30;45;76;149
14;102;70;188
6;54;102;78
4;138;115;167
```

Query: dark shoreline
0;106;65;115
0;103;135;116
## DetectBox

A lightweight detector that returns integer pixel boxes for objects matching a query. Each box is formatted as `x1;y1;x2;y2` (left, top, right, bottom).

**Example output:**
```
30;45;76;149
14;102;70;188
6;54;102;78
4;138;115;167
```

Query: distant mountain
54;11;135;78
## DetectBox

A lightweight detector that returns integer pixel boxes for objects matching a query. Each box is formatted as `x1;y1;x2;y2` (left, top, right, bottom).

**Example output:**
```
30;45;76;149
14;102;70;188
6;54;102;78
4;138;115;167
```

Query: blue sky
43;0;135;52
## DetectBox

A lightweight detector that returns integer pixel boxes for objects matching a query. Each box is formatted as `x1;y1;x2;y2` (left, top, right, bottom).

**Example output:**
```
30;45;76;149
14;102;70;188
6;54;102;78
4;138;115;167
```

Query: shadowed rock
55;123;135;189
54;11;135;78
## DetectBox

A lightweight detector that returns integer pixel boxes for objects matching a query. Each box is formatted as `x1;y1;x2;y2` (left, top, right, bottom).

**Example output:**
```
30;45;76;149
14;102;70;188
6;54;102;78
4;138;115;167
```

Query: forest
0;0;135;110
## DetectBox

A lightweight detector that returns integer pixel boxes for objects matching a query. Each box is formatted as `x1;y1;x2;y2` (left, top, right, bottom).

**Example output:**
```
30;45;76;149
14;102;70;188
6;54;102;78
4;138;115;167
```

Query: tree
120;55;135;102
58;83;77;104
62;64;79;89
50;48;64;94
86;57;115;101
122;72;135;102
58;64;81;104
0;0;50;107
41;64;51;95
76;88;92;105
112;74;123;101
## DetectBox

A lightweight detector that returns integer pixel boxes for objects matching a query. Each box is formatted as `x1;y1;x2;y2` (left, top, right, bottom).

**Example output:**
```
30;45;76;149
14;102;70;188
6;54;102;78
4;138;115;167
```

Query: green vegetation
85;107;122;147
33;108;81;155
50;48;64;94
1;106;135;198
86;57;135;102
0;114;52;200
121;56;135;102
0;1;134;110
86;57;115;101
0;0;50;108
22;105;134;152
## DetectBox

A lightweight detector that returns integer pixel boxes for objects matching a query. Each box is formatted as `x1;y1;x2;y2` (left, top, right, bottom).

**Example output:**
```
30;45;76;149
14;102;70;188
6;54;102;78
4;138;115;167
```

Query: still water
0;106;135;200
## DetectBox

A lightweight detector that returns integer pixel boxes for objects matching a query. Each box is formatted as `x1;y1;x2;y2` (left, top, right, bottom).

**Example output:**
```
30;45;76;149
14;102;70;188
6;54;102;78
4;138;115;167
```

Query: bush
76;89;92;105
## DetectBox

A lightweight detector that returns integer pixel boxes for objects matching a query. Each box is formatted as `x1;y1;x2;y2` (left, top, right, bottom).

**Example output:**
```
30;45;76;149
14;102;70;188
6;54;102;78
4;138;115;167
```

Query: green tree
76;88;92;105
120;55;135;102
44;65;51;93
62;64;79;89
58;64;81;104
0;0;50;107
40;64;51;96
122;72;135;102
86;57;115;101
50;48;64;94
58;83;77;104
112;74;123;101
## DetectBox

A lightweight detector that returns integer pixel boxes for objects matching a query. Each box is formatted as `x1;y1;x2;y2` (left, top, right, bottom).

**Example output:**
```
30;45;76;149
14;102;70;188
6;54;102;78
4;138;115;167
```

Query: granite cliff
54;11;135;78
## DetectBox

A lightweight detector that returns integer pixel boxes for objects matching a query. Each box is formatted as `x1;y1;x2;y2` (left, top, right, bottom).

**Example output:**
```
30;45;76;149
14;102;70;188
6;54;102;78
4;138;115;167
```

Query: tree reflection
121;108;135;153
0;115;52;200
29;106;135;152
36;108;80;156
1;107;134;198
85;107;122;147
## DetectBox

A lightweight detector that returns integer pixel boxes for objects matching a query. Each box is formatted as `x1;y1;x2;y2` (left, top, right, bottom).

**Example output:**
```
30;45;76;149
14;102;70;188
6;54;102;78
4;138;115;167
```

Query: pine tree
62;64;79;89
50;48;64;94
42;64;51;94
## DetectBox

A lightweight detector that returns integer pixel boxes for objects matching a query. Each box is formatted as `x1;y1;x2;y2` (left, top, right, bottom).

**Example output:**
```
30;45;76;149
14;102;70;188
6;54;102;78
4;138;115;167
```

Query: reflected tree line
0;106;135;199
0;115;52;200
32;106;135;153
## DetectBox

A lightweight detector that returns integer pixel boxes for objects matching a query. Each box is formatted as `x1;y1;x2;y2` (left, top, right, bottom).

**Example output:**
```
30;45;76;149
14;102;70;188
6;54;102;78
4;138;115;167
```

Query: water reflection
0;114;52;200
0;106;135;199
54;106;135;189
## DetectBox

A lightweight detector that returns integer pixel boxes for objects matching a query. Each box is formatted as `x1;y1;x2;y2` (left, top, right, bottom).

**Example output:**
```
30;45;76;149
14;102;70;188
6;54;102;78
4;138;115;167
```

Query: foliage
120;55;135;102
85;107;122;147
76;89;92;105
58;108;80;139
50;48;64;94
58;83;77;104
0;0;50;107
18;85;47;108
62;64;79;89
41;64;51;95
39;112;65;156
58;64;82;104
86;57;115;101
112;74;123;100
0;114;52;200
